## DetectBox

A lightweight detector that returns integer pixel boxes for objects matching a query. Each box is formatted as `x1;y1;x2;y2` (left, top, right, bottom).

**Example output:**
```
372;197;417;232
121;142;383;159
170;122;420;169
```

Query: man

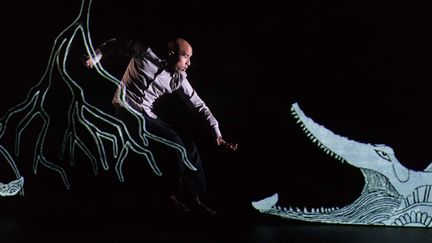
84;37;238;215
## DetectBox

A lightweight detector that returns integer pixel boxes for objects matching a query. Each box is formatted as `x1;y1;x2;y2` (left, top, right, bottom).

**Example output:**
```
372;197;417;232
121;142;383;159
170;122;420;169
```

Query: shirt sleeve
90;38;149;61
176;78;222;138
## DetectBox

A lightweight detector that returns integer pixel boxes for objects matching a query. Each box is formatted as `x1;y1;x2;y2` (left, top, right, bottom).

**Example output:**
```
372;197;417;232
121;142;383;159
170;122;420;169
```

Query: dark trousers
115;107;207;198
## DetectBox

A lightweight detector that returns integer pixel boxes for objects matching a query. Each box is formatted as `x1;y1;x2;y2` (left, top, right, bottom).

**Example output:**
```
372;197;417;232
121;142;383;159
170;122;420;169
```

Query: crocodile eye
374;149;391;162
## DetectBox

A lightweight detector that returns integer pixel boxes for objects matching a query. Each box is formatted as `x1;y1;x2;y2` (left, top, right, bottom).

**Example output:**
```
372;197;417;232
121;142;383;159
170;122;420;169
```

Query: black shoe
168;195;190;213
191;196;217;215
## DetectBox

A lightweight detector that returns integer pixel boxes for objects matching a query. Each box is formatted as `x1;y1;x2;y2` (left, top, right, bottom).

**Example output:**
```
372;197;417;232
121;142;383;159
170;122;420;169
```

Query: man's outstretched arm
83;38;148;69
177;79;238;151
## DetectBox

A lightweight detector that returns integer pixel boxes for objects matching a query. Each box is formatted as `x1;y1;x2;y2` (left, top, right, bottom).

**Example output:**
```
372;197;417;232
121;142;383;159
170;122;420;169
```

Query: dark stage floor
0;208;430;243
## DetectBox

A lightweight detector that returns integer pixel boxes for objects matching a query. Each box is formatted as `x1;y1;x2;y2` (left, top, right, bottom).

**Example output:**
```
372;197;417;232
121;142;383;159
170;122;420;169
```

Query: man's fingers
85;60;93;68
224;142;238;151
218;139;238;151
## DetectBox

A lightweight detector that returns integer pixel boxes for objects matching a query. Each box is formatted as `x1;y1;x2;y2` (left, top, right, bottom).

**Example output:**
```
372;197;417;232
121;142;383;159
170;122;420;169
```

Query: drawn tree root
0;0;195;196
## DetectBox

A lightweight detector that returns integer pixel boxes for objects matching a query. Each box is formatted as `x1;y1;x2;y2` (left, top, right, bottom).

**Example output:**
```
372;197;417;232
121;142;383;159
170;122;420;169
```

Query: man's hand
82;51;102;69
216;137;238;151
83;57;95;69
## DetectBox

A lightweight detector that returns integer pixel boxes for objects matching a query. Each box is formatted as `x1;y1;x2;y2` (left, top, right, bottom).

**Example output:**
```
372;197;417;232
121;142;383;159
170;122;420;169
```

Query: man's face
173;39;192;72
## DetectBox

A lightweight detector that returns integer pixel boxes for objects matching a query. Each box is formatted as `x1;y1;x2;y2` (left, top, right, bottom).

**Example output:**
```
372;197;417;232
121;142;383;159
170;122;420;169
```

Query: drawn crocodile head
252;103;432;227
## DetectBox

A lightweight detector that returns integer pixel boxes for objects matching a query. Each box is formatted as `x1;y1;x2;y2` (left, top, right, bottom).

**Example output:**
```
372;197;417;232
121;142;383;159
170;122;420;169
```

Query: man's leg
139;115;198;212
178;137;216;215
143;118;215;215
113;107;188;212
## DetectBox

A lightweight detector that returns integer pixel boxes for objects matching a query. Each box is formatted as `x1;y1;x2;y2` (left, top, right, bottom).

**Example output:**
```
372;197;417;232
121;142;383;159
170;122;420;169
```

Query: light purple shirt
112;46;221;138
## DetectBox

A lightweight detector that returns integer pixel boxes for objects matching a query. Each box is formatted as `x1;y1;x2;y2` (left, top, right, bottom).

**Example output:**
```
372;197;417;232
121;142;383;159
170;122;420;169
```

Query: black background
0;0;431;218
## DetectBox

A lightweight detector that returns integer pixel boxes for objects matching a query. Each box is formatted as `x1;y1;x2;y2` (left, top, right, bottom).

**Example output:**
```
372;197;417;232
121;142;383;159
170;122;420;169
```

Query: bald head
167;38;193;56
166;38;193;72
